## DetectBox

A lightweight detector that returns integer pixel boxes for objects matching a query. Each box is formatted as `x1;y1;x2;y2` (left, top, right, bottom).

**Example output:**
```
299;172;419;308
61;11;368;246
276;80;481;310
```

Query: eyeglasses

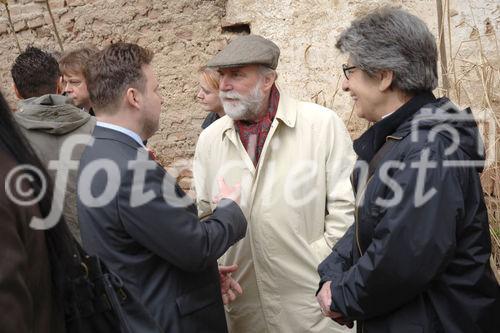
342;64;357;80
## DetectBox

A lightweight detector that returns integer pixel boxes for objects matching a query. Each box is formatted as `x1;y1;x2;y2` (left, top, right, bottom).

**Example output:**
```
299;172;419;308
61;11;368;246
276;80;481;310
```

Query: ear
13;84;23;99
56;76;64;94
125;87;141;109
378;70;394;92
261;72;277;92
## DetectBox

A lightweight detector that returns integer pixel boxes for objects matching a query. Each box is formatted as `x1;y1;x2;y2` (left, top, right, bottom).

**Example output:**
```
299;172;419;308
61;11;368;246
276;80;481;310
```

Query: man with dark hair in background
78;42;247;332
59;46;98;114
11;46;95;241
11;46;61;99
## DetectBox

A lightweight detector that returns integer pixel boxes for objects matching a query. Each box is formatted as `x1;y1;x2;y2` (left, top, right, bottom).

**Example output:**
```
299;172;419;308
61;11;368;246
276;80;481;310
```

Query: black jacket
77;126;247;332
318;92;500;332
201;112;220;129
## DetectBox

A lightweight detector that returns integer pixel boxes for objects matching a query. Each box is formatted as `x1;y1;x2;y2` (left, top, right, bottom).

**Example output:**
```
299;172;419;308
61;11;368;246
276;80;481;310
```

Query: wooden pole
45;0;64;52
2;1;21;53
436;0;450;95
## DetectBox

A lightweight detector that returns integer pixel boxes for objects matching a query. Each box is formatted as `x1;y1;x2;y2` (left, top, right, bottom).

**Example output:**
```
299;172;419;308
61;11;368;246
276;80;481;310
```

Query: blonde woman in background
197;67;225;129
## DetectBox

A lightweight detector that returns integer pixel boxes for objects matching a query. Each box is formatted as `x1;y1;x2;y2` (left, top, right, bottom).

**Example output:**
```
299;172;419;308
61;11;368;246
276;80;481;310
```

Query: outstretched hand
213;177;241;205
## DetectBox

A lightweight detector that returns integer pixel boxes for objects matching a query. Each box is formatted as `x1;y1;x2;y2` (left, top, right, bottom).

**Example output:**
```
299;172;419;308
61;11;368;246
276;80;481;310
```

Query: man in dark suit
77;42;247;332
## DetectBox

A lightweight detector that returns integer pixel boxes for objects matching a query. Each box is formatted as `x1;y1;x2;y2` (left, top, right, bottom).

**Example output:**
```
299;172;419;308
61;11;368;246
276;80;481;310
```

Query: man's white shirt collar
380;111;395;120
96;121;145;148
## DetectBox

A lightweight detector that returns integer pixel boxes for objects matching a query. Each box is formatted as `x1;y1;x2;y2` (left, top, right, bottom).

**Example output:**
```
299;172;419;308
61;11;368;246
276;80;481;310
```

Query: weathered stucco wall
0;0;497;163
223;0;498;133
0;0;229;170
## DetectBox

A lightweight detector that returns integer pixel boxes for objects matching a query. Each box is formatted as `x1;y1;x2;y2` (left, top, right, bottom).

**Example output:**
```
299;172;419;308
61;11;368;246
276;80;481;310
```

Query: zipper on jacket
355;135;402;256
355;174;374;256
356;136;402;333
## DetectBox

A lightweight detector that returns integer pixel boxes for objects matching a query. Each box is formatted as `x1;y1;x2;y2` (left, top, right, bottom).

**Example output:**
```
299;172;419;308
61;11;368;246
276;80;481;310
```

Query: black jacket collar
353;91;436;162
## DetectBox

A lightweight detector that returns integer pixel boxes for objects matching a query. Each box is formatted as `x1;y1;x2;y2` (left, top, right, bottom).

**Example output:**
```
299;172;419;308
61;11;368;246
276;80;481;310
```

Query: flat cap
207;35;280;70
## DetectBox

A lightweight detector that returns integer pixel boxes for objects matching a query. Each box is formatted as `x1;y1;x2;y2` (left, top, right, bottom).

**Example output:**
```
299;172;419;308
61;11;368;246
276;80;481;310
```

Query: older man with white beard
193;35;356;333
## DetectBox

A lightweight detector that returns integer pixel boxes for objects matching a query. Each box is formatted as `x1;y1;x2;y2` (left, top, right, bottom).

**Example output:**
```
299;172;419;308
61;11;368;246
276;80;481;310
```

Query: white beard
220;81;264;121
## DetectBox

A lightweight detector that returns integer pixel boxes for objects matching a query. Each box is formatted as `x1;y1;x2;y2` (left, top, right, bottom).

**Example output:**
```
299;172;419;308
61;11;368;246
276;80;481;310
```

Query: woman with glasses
316;6;499;333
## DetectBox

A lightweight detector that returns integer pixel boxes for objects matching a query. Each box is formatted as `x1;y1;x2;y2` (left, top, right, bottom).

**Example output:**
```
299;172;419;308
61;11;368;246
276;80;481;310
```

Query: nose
219;76;232;92
196;88;204;101
64;82;73;93
341;77;350;92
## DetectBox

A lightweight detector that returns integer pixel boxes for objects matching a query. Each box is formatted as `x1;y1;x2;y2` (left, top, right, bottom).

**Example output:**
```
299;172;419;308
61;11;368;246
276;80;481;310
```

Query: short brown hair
85;42;154;111
59;46;98;75
199;66;220;91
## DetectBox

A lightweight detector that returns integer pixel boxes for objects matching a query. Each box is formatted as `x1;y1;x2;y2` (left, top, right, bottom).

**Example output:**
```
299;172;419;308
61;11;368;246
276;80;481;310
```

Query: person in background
197;66;225;129
0;90;66;333
59;46;98;115
316;7;500;332
11;46;95;241
50;50;65;93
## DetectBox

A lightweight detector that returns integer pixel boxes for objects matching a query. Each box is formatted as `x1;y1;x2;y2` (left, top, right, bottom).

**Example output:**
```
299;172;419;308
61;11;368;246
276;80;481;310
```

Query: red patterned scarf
235;84;280;166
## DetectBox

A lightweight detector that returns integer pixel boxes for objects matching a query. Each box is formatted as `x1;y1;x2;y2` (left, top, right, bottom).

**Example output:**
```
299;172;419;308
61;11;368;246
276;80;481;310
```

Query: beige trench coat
194;92;356;333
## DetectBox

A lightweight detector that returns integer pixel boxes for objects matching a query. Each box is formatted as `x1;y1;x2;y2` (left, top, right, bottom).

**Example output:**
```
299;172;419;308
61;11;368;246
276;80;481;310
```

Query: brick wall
0;0;498;206
0;0;229;174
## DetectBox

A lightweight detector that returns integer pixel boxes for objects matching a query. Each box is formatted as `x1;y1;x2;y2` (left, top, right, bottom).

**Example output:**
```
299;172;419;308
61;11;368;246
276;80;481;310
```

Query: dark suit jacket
77;126;247;332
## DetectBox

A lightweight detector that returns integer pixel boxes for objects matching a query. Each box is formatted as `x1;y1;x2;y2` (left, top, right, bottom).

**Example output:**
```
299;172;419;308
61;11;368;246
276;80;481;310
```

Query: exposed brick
35;25;53;38
147;9;160;20
27;14;45;29
8;3;44;16
53;7;69;17
0;21;8;35
47;0;67;9
43;13;52;25
178;168;193;178
13;19;28;32
43;8;69;25
174;28;193;41
66;0;84;7
178;177;193;190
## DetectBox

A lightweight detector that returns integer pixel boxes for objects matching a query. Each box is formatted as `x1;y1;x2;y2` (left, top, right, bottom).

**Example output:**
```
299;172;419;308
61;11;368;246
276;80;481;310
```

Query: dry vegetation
438;0;500;273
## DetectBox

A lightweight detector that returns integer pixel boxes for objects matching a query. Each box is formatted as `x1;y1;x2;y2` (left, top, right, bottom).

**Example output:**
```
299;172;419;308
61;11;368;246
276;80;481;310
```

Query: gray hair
258;65;278;81
336;6;438;93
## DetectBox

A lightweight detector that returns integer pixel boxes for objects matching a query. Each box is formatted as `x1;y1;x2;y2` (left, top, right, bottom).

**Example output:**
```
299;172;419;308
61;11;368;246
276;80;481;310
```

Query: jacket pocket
176;283;219;316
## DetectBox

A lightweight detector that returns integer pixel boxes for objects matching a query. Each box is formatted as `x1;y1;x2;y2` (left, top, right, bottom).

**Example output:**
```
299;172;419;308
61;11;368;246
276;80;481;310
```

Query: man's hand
316;281;354;328
219;264;243;305
213;177;241;205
